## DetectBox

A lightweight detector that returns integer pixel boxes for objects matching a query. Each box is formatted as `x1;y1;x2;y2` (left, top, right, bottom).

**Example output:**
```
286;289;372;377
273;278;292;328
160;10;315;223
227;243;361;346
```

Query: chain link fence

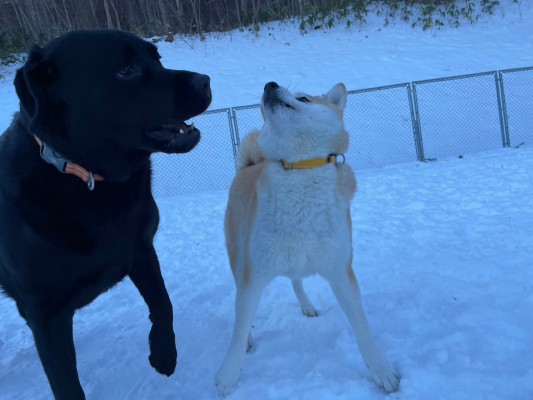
151;109;235;197
152;66;533;198
499;67;533;148
412;71;505;160
345;83;418;169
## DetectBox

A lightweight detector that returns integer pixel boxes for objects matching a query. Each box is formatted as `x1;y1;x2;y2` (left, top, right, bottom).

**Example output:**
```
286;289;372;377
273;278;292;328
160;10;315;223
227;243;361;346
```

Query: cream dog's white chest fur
216;82;399;397
251;163;352;278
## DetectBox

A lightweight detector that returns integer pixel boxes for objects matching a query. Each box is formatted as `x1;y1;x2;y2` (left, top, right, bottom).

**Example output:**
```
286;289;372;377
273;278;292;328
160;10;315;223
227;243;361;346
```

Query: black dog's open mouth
145;121;201;154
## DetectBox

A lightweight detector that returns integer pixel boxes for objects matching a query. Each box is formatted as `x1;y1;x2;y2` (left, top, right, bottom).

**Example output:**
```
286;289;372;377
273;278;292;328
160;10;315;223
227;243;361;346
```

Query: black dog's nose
191;74;211;91
264;82;279;91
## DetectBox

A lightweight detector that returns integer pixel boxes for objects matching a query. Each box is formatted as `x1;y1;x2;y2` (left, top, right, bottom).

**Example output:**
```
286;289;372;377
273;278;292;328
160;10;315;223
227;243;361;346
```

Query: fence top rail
201;107;231;116
232;103;261;112
229;83;412;111
413;70;497;86
499;65;533;74
201;65;533;115
348;82;410;95
221;83;412;112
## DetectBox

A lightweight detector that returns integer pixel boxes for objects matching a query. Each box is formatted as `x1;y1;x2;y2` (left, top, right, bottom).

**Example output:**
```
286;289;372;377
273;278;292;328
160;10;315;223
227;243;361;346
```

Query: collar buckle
39;141;69;173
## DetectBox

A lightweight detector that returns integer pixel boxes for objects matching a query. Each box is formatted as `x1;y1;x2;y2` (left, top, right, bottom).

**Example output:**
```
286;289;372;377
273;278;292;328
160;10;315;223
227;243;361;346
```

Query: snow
1;1;533;399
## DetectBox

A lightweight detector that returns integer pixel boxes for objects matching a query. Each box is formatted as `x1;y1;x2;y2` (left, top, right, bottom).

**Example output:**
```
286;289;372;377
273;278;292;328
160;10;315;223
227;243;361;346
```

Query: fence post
228;108;241;171
495;71;511;147
409;83;425;161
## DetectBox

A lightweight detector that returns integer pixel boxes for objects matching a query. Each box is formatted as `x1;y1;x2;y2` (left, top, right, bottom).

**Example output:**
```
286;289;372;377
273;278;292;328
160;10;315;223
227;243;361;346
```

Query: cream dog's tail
236;130;264;170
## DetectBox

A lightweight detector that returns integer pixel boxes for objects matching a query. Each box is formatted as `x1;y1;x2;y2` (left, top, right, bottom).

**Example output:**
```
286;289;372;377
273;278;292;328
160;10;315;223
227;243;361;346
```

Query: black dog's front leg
25;306;85;400
129;245;177;376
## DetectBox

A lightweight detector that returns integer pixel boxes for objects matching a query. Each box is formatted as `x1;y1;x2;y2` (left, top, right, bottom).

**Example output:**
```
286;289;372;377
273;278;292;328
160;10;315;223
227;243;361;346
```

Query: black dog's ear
14;46;60;134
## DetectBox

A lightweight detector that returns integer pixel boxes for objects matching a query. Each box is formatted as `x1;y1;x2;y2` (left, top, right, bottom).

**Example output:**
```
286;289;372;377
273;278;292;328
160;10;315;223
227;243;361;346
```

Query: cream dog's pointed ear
324;83;347;110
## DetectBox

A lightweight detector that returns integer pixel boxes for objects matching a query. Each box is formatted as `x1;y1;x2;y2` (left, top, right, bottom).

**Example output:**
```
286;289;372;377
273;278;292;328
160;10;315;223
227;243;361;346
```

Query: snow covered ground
2;148;532;400
1;1;533;399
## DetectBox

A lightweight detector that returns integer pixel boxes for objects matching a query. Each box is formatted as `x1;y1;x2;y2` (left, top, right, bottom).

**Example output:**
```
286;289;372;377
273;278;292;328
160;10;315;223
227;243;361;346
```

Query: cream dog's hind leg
291;279;319;317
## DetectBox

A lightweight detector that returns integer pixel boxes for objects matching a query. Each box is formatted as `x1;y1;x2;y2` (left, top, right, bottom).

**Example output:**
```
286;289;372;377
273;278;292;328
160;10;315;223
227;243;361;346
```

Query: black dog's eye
297;96;310;103
116;64;140;80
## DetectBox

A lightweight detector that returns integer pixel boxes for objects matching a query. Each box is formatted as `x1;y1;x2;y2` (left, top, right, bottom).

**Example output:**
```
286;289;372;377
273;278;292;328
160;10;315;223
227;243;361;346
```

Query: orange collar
281;154;345;170
34;136;104;191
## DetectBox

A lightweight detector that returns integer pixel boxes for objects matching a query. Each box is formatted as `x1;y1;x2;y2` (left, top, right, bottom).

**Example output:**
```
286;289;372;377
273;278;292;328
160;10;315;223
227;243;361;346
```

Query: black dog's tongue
145;122;201;154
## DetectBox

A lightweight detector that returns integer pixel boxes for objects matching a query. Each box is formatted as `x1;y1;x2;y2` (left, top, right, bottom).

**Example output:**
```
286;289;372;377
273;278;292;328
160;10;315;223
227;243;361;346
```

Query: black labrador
0;30;211;399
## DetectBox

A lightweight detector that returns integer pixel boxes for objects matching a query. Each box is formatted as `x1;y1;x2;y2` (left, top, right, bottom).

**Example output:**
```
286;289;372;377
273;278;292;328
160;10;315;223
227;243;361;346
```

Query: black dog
0;30;211;399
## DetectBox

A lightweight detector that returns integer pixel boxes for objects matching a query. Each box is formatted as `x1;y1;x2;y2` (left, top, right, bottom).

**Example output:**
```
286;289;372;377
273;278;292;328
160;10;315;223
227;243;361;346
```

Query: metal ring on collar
334;153;346;165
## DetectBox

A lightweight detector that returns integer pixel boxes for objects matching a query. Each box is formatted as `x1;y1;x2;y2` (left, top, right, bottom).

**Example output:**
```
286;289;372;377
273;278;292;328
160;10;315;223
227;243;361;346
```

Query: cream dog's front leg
216;276;267;397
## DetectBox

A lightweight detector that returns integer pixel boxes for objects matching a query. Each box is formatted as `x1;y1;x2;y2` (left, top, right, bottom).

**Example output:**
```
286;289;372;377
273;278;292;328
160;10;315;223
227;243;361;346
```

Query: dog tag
87;172;95;191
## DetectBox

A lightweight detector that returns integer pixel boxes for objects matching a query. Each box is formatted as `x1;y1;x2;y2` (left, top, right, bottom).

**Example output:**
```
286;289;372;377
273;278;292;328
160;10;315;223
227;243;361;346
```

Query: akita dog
215;82;400;396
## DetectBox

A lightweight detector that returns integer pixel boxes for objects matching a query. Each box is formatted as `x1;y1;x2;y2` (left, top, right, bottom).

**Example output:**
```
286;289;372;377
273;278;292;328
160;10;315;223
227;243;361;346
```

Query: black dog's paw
148;324;177;376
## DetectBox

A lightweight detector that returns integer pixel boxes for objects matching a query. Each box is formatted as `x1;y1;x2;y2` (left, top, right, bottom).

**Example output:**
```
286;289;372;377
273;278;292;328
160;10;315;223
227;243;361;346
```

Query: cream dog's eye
297;96;310;103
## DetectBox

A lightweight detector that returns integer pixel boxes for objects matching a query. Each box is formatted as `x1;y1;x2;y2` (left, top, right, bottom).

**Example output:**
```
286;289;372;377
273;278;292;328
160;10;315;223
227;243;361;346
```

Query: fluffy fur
216;82;399;396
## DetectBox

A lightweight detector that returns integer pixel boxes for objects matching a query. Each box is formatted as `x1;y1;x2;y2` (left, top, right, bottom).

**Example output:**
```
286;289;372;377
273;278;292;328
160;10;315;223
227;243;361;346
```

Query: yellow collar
281;154;345;170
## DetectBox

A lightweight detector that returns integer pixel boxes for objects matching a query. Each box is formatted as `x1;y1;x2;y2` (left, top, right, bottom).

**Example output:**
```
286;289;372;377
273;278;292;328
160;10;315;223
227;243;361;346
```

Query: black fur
0;30;211;399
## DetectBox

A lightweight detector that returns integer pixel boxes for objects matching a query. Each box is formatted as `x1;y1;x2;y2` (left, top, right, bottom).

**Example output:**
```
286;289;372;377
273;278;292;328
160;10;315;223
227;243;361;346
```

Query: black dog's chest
0;180;157;302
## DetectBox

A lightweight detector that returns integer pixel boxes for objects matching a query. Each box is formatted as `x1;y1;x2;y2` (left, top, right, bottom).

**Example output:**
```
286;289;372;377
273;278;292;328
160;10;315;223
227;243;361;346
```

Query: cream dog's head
258;82;348;163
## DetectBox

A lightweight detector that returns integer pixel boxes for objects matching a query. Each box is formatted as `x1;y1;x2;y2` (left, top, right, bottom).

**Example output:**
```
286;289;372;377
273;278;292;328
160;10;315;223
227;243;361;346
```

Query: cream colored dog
215;82;400;396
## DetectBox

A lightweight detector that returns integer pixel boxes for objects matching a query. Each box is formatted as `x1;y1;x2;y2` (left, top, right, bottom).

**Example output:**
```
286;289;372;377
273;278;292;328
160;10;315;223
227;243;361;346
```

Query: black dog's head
14;30;211;182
